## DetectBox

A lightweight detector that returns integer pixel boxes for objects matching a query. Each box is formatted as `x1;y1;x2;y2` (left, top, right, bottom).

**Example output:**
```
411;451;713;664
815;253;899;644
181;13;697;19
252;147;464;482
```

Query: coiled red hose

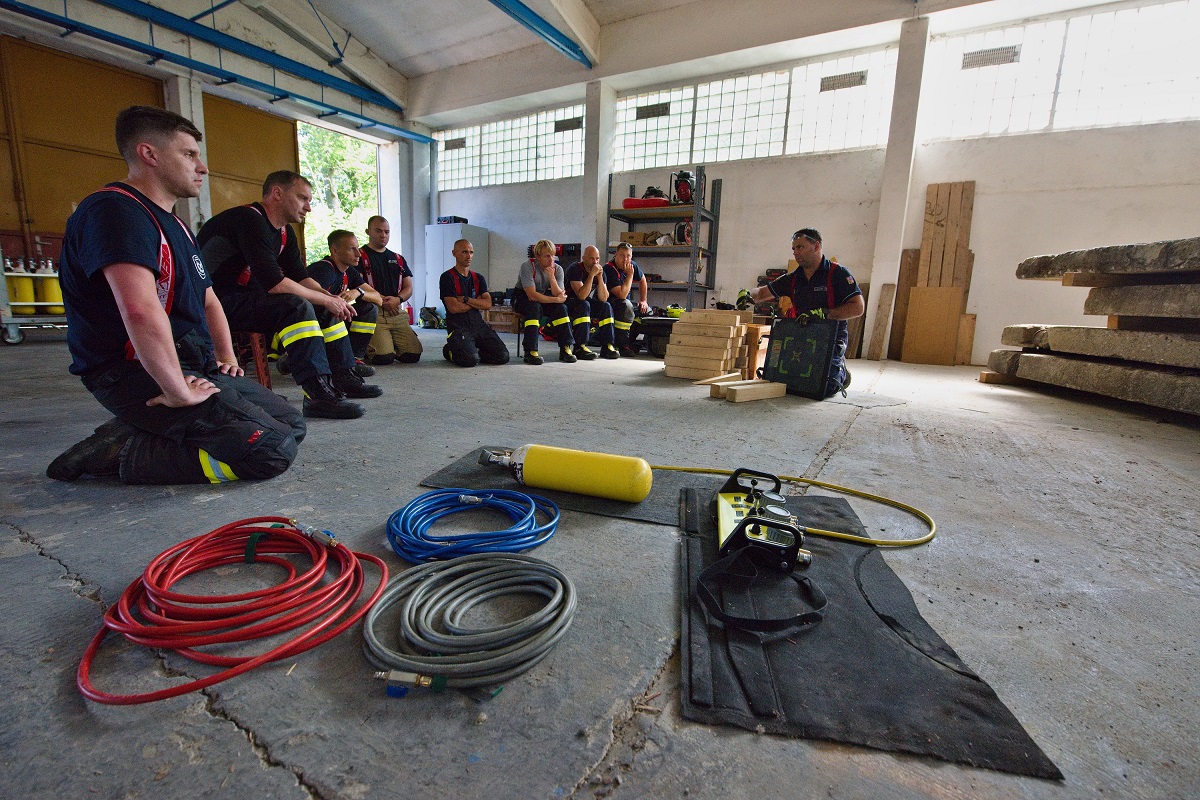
77;516;388;705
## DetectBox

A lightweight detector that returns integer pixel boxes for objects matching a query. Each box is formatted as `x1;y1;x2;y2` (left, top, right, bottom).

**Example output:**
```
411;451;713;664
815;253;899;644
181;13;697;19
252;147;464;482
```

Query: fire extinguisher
672;170;695;205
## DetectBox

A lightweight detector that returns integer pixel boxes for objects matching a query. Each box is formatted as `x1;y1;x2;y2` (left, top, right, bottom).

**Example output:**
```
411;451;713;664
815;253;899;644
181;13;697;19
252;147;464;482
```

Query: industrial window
613;87;696;171
924;0;1200;138
435;105;585;190
692;70;790;163
785;48;897;155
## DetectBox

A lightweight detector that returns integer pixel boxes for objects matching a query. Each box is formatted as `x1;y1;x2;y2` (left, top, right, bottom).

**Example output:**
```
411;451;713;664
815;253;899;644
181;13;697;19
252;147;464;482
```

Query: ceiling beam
241;0;409;112
544;0;599;66
88;0;403;111
486;0;593;68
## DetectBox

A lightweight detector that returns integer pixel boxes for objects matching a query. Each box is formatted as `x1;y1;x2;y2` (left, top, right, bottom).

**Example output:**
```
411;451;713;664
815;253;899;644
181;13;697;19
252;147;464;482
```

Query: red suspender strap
95;186;183;361
359;247;375;287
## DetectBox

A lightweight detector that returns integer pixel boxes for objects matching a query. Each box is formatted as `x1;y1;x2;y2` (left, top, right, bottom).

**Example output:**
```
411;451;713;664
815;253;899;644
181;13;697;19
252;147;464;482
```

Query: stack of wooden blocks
662;310;753;380
983;236;1200;415
876;180;978;366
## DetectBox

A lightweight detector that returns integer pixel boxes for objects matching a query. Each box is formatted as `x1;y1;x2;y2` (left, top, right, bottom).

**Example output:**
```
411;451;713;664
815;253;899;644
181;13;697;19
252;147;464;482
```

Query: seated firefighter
514;239;591;365
358;215;422;365
439;238;510;367
48;105;304;485
306;229;380;372
604;242;651;356
563;245;620;359
197;170;381;420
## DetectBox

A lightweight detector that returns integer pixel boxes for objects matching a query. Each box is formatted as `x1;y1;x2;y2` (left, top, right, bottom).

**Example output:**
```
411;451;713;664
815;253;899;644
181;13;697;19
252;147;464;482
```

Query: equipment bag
758;317;839;400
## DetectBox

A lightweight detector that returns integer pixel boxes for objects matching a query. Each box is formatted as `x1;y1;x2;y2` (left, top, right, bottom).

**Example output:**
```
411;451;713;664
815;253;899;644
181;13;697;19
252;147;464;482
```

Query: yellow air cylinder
35;271;65;314
6;271;35;315
511;444;653;503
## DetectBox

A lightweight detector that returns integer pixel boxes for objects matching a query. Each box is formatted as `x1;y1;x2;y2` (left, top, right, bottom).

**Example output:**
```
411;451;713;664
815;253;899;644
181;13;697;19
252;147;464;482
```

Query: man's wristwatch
357;287;365;300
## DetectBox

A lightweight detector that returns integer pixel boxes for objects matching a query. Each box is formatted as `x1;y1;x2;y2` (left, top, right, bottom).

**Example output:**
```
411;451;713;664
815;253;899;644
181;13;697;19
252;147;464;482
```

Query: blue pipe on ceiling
0;0;433;144
486;0;592;69
89;0;403;112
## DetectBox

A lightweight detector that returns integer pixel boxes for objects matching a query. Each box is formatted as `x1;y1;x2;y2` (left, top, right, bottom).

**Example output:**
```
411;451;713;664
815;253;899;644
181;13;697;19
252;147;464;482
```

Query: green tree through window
298;122;379;261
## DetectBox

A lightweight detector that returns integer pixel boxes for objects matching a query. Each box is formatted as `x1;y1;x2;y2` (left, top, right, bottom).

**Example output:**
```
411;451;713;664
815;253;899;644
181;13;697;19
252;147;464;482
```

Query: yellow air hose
650;465;936;548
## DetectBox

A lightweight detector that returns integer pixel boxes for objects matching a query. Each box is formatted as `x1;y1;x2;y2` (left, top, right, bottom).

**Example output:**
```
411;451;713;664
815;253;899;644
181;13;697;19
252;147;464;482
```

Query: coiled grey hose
363;553;577;688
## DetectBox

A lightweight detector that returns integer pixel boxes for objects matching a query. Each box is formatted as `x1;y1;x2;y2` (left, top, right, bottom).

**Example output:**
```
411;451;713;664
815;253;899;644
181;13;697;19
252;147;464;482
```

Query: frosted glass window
785;48;897;154
692;70;790;163
435;105;585;190
613;87;696;171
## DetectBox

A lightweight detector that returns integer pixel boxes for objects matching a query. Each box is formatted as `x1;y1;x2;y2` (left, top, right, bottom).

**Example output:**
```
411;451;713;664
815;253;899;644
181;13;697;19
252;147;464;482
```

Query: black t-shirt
358;247;411;298
61;182;213;378
564;261;604;301
307;258;365;295
439;268;489;329
197;202;306;292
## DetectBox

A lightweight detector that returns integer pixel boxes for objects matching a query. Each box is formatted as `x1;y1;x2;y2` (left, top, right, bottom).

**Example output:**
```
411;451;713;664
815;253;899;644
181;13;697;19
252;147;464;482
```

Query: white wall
911;120;1200;363
437;177;588;290
429;120;1200;363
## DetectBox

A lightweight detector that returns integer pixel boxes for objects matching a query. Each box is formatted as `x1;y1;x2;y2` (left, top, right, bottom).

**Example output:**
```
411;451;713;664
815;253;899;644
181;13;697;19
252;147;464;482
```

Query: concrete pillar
583;79;617;249
862;15;929;360
164;76;211;230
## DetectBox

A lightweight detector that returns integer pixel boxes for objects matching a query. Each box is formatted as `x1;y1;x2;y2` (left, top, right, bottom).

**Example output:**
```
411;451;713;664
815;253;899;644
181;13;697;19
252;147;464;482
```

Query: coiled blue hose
386;488;560;563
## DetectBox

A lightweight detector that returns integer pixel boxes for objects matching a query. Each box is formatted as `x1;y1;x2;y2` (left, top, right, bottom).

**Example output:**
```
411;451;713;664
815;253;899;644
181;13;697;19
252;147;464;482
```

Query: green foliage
297;122;379;260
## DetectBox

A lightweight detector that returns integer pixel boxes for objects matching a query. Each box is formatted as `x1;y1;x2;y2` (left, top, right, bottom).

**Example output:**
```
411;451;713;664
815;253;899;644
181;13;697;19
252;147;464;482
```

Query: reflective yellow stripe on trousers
322;321;349;343
199;449;239;484
275;320;323;350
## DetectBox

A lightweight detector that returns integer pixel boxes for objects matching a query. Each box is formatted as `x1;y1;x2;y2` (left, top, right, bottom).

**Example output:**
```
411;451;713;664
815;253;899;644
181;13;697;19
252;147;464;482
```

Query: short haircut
453;238;472;250
615;242;634;254
792;228;822;245
328;229;356;250
262;170;311;196
532;239;556;257
115;106;202;162
366;215;389;228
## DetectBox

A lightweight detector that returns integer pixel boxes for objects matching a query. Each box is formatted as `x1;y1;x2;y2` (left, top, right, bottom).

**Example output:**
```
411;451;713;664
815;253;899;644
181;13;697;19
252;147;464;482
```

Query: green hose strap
244;531;269;563
431;675;448;693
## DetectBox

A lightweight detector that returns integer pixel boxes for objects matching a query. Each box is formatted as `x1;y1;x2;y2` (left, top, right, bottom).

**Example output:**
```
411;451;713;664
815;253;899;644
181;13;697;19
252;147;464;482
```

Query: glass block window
435;105;585;190
785;47;898;154
923;21;1066;138
613;86;696;171
435;126;480;191
692;70;790;163
925;0;1200;138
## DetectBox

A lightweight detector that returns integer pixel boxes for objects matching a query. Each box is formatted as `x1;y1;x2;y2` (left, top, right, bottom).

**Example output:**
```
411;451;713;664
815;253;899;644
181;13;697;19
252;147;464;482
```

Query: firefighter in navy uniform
439;238;510;367
603;242;651;356
359;215;422;364
750;228;865;397
47;106;304;485
563;245;620;359
197;171;381;419
306;229;379;369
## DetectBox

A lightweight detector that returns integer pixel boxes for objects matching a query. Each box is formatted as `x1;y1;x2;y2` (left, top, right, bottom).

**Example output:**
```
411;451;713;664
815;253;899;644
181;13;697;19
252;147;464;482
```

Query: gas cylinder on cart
34;259;65;314
480;444;653;503
5;259;36;315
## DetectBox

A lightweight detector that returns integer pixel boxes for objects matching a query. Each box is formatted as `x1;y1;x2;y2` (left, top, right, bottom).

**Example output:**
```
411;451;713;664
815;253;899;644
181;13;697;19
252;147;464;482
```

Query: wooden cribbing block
709;378;761;398
666;365;729;380
978;370;1025;385
679;310;753;324
667;344;733;360
726;381;787;403
671;322;743;338
693;372;742;385
665;354;732;371
669;334;733;351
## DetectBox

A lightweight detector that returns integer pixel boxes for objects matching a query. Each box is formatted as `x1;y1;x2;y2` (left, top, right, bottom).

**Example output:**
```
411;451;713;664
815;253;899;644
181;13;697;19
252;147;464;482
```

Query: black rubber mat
419;447;725;526
680;488;1062;780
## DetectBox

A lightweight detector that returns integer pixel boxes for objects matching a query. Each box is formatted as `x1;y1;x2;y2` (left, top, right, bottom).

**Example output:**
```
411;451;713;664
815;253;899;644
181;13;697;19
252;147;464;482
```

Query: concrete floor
1;326;1196;800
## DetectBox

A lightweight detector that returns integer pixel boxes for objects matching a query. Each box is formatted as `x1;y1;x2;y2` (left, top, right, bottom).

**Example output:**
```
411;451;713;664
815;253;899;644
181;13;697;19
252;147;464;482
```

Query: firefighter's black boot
332;368;383;399
301;375;364;419
47;418;135;481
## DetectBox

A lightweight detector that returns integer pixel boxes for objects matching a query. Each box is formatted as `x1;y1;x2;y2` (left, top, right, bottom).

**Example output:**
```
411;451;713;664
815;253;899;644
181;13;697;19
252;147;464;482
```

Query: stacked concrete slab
985;236;1200;415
